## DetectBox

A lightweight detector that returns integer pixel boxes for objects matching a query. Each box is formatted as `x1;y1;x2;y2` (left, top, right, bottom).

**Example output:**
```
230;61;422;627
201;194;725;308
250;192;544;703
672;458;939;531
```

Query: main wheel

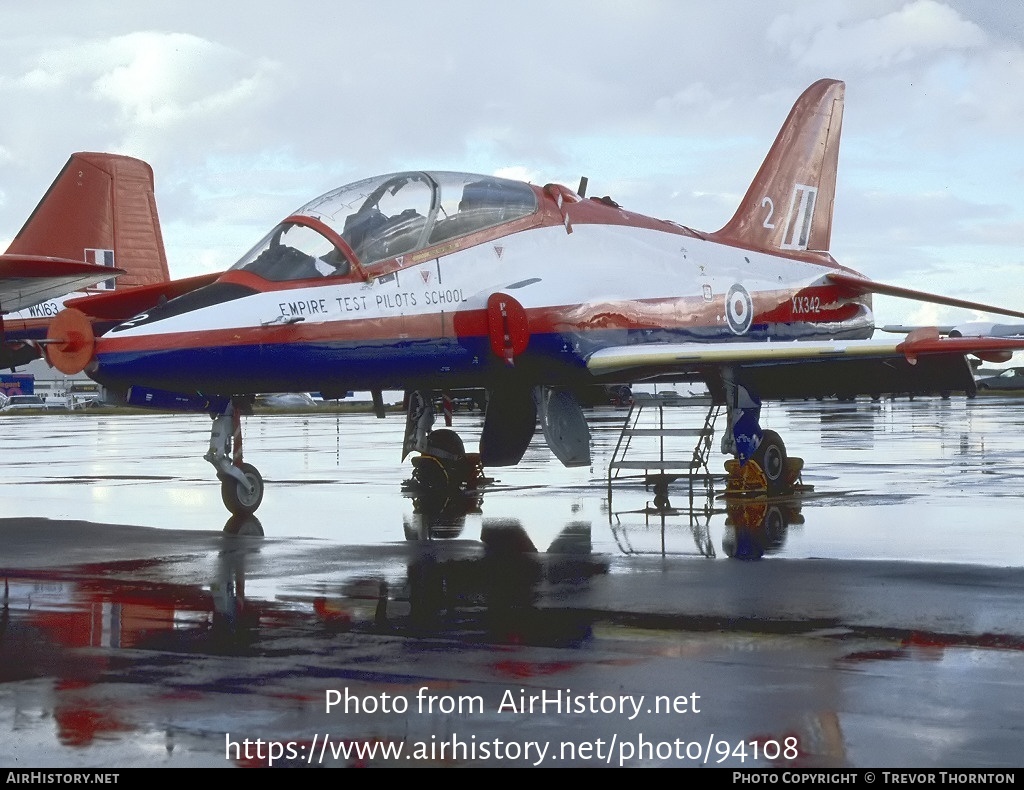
424;428;466;459
752;430;787;497
220;462;264;515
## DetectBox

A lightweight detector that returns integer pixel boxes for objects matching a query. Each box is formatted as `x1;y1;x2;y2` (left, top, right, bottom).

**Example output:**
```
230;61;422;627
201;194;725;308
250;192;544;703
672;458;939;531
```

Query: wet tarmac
1;396;1023;767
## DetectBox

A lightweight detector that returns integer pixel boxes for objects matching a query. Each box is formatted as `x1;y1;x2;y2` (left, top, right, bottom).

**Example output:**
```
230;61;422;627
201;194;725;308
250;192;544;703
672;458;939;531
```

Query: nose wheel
220;462;264;515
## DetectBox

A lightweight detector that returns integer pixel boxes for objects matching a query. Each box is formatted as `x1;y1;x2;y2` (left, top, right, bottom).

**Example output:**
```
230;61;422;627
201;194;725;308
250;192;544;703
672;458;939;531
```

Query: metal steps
607;393;723;510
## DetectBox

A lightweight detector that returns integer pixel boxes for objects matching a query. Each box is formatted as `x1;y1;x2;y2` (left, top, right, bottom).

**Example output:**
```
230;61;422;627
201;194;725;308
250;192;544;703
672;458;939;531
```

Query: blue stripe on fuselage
91;321;872;397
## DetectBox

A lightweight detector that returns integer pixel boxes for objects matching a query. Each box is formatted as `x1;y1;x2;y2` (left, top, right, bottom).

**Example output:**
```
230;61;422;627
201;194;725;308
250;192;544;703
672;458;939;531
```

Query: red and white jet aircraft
46;79;1024;515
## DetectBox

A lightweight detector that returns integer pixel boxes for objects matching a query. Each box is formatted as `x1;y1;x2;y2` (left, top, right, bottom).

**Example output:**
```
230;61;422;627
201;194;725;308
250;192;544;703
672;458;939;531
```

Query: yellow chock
724;458;767;496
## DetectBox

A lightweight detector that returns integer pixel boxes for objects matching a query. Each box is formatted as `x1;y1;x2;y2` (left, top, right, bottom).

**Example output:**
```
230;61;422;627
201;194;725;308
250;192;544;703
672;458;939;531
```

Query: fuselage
87;171;873;397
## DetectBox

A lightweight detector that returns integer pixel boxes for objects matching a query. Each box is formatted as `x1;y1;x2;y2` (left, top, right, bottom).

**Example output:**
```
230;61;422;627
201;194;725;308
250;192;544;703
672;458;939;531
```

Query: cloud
840;187;1005;245
654;83;716;113
493;166;542;184
87;32;275;128
0;31;278;143
769;0;986;71
0;0;1019;298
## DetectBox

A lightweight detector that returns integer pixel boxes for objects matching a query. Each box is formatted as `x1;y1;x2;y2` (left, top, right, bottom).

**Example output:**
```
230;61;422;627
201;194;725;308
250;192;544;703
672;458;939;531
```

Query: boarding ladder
607;393;722;511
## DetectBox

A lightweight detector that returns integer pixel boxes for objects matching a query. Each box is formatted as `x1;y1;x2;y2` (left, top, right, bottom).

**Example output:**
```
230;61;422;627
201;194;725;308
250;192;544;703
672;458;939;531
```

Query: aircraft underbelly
92;332;579;395
94;338;473;394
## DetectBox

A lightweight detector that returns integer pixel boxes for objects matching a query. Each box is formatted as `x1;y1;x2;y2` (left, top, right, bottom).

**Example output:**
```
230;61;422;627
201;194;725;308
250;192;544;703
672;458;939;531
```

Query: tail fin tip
713;78;845;255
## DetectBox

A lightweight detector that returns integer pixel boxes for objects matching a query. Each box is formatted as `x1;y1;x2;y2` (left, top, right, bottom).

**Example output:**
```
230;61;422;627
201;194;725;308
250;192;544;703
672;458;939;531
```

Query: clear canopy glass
231;171;538;281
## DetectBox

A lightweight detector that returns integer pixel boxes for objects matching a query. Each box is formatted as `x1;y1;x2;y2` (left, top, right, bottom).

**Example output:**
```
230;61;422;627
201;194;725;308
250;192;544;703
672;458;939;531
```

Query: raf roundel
725;283;753;335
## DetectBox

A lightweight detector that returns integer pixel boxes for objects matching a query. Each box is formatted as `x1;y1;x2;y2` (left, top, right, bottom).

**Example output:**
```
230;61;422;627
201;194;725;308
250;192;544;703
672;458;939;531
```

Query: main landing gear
409;429;486;493
206;400;265;516
721;372;805;499
723;429;804;497
403;391;488;498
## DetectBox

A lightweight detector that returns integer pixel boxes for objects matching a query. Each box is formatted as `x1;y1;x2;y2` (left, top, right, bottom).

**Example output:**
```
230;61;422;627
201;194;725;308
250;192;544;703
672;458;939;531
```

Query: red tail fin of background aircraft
5;152;170;289
711;78;844;255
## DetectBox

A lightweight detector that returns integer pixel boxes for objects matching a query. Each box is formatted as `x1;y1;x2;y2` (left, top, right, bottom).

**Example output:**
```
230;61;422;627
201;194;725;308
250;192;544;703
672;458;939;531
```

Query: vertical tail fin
5;152;170;289
711;79;844;254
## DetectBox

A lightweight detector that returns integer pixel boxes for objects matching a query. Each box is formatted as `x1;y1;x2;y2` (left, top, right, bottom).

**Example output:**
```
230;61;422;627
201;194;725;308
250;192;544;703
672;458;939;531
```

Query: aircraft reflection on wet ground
4;510;1024;766
0;517;614;764
0;517;610;663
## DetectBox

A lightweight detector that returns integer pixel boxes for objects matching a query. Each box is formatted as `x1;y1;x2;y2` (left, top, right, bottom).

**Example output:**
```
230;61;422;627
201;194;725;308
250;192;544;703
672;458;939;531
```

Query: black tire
220;462;264;515
752;430;787;497
425;428;466;458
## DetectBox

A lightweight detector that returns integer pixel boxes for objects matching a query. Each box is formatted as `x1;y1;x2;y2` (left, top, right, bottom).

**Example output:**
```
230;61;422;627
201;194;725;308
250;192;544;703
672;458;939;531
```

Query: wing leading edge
588;332;1024;379
587;333;1024;401
587;333;1024;375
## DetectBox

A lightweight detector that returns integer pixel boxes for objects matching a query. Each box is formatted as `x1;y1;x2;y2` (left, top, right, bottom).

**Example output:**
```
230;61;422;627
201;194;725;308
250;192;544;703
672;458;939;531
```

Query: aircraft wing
587;332;1024;401
826;272;1024;320
587;332;1024;378
881;323;1024;339
0;254;125;314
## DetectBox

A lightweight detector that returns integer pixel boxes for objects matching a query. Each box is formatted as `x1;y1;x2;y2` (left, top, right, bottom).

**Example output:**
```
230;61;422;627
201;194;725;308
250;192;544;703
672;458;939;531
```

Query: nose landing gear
206;399;264;515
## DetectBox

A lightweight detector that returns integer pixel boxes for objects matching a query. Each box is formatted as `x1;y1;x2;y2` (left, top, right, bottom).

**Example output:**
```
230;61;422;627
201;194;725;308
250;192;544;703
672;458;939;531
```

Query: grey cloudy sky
1;0;1022;325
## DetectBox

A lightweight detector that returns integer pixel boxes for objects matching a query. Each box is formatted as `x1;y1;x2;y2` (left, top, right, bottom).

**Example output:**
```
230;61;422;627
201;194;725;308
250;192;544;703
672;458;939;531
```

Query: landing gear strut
206;399;264;515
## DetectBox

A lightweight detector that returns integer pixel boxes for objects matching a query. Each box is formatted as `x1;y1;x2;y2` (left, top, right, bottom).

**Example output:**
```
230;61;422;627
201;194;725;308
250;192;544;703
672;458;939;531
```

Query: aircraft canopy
231;171;537;281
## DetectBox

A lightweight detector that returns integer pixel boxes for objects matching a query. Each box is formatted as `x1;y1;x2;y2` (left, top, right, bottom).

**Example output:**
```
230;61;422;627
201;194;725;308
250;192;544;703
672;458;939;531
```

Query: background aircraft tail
5;152;170;289
711;79;844;254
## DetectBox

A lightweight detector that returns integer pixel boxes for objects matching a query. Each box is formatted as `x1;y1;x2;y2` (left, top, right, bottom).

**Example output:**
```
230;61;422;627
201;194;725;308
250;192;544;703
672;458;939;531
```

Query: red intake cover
486;292;530;363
